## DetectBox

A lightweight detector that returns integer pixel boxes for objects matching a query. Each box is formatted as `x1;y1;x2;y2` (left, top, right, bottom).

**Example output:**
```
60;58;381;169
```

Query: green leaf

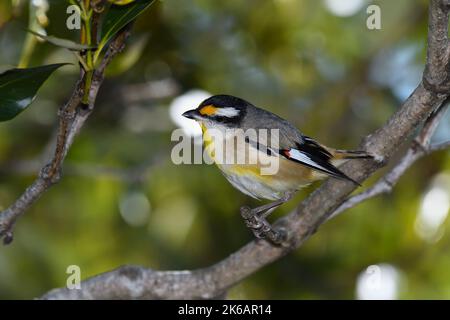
28;30;96;51
0;64;67;122
100;0;155;48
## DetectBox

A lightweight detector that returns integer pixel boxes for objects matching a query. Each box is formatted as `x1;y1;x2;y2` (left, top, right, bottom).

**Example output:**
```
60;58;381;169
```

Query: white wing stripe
288;149;331;173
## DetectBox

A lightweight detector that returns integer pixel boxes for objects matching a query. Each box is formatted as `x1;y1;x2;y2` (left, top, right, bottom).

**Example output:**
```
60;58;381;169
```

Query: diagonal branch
41;0;450;300
423;0;450;92
329;100;449;219
0;26;131;245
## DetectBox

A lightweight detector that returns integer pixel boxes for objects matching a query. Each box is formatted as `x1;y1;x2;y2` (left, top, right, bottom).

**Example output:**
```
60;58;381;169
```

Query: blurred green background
0;0;449;299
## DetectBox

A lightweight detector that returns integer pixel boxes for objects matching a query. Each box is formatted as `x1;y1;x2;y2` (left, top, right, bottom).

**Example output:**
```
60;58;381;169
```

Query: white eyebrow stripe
215;107;240;117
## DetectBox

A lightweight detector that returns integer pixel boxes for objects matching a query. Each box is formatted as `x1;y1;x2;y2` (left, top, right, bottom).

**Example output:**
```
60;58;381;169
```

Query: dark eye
213;115;233;123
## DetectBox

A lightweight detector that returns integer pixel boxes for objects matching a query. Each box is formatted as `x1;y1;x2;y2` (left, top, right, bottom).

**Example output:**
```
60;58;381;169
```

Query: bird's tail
325;149;372;186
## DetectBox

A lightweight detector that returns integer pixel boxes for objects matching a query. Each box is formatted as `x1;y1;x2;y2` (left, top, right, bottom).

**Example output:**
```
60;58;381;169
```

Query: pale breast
204;128;314;200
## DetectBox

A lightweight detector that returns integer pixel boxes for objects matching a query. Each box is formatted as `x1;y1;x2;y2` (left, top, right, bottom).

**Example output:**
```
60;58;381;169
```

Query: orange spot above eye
199;105;217;116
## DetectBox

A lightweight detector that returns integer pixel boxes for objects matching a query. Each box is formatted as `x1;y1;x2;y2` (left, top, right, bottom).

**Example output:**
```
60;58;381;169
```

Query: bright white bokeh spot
415;174;450;243
32;0;48;9
169;89;211;138
324;0;365;17
356;264;400;300
119;191;151;227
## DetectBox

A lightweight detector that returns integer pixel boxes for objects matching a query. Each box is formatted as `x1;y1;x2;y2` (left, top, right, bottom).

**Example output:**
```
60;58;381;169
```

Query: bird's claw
240;206;286;245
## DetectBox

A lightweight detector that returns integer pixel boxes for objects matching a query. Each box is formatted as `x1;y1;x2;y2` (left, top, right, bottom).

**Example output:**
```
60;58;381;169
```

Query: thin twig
0;25;131;244
330;102;449;219
429;140;450;151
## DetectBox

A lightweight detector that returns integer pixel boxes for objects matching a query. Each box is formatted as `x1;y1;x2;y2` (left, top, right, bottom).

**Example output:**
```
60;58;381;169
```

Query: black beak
182;109;200;120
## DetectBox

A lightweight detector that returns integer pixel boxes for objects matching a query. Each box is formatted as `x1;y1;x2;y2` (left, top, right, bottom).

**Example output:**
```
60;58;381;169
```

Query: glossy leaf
28;30;96;51
0;64;67;121
100;0;155;47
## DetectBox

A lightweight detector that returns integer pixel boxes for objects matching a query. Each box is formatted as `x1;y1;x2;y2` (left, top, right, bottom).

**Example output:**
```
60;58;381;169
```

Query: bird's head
182;94;248;128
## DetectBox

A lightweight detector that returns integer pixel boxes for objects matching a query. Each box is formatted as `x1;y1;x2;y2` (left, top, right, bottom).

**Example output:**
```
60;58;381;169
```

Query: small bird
183;94;371;242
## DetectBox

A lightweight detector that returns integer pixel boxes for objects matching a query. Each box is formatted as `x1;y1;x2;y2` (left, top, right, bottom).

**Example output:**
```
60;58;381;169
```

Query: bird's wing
280;136;360;185
241;107;359;184
244;133;358;184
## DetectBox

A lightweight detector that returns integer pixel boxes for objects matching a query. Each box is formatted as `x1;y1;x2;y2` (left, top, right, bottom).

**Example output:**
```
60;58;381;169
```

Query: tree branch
329;100;449;219
40;0;450;300
0;26;131;244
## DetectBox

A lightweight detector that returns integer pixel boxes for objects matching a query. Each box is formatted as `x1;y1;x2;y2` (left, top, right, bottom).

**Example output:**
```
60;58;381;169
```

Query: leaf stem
74;52;90;72
18;1;41;67
81;1;94;104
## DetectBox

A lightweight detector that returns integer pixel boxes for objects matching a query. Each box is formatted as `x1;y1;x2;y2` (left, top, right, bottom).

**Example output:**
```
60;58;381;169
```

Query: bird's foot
240;206;287;245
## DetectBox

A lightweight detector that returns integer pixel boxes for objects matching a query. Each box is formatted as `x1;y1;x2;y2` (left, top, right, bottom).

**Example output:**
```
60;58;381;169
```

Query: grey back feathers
203;94;305;149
